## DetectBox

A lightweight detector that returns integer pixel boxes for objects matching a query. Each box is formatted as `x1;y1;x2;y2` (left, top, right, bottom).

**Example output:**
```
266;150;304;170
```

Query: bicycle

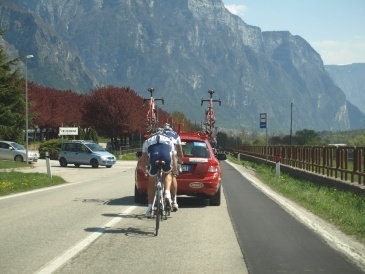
201;89;221;135
143;88;164;133
151;160;171;236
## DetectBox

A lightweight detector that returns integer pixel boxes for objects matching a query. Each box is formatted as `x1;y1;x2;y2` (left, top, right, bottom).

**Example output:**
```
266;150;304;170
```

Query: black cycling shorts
148;143;172;176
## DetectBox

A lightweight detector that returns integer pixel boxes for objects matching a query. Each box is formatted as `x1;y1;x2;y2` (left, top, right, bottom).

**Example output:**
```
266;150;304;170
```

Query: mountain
2;0;365;131
0;1;98;92
325;63;365;114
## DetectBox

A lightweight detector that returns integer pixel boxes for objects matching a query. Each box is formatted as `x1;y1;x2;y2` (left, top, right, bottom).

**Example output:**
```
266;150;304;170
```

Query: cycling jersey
142;132;173;176
164;129;181;153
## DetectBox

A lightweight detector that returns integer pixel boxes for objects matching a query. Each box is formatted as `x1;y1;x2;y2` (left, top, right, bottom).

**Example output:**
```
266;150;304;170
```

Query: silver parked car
58;141;116;168
0;141;39;162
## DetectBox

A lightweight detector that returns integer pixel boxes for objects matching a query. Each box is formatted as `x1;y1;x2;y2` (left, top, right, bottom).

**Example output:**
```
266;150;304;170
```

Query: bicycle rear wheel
155;190;160;236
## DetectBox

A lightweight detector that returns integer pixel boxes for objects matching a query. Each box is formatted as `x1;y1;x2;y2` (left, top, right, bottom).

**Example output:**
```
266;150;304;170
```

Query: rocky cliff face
326;64;365;114
0;1;98;92
3;0;365;131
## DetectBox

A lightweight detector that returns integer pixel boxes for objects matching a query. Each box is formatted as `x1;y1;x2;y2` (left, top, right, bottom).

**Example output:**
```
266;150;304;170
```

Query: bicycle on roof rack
143;88;164;133
201;90;221;136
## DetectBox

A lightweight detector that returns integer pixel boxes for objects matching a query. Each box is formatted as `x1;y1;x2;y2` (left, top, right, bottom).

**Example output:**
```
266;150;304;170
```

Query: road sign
59;127;78;136
260;113;267;128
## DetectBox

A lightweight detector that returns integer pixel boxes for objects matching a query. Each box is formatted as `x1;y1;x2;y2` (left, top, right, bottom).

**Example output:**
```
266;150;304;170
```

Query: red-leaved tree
28;82;87;138
28;83;172;142
83;86;149;138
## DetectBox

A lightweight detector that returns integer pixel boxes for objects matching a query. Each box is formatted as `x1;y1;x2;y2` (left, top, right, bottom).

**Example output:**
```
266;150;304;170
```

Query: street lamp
25;54;34;163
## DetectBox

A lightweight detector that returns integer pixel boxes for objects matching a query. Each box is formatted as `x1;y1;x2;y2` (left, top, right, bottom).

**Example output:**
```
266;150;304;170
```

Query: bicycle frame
151;165;168;236
201;89;221;135
152;169;165;216
143;88;164;133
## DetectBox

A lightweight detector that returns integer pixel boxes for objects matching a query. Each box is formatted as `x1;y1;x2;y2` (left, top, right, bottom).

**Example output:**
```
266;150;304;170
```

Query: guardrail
107;146;140;159
227;145;365;186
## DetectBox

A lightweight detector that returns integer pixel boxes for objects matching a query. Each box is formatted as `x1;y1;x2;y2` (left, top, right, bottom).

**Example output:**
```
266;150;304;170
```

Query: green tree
170;111;200;132
253;136;266;145
0;30;25;142
294;129;321;145
348;135;365;146
216;131;229;148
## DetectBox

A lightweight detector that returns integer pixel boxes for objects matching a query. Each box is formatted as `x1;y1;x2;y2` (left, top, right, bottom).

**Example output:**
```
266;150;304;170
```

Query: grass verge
0;160;66;196
119;153;138;161
0;160;31;169
0;172;66;196
228;155;365;244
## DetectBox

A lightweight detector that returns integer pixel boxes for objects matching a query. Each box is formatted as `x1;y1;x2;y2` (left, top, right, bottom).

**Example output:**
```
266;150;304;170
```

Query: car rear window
182;141;209;158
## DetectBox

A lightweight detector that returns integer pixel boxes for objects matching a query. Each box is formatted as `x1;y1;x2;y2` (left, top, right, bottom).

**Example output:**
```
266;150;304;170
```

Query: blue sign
260;113;267;128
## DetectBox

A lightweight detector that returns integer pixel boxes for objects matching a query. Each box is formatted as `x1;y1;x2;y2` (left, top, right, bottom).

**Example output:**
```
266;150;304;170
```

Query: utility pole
25;54;34;163
290;102;293;145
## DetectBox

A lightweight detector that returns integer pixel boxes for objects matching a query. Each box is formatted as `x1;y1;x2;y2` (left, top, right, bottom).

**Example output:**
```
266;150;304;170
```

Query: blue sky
222;0;365;65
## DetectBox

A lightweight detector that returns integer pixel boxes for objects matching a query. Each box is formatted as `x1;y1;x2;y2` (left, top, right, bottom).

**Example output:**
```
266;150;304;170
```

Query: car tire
91;159;99;168
14;155;23;162
74;164;80;168
134;185;146;204
59;158;68;167
210;185;221;206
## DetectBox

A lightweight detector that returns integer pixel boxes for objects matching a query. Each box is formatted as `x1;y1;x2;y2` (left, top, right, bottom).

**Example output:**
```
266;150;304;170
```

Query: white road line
0;181;87;201
34;205;137;274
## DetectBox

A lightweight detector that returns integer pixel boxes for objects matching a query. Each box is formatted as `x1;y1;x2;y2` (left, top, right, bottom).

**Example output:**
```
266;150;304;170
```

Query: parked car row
0;139;117;169
0;141;39;162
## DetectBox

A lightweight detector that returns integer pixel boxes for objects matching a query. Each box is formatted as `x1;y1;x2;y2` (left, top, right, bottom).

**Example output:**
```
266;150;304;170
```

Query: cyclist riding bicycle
139;128;174;218
163;123;184;211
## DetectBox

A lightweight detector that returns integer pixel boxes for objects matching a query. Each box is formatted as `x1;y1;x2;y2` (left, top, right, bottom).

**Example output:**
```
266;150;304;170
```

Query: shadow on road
84;226;154;237
177;196;209;208
105;196;135;205
77;195;209;209
101;212;145;220
72;196;135;205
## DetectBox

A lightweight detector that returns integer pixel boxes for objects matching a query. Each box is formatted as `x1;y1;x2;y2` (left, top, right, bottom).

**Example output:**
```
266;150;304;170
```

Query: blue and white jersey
142;132;173;153
164;130;181;147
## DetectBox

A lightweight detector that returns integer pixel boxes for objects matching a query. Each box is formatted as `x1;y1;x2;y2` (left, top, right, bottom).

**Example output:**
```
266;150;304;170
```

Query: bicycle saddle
155;160;166;166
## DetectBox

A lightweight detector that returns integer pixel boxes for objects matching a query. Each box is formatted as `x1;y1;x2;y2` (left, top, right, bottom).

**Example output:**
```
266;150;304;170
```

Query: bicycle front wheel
155;191;160;236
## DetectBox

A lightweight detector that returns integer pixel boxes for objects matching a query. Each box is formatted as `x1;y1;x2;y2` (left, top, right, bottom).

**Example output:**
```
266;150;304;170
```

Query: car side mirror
216;153;227;161
136;151;142;158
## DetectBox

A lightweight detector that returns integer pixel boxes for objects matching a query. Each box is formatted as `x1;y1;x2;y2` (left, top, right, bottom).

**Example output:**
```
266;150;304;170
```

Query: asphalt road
1;159;364;273
0;160;247;274
222;161;364;274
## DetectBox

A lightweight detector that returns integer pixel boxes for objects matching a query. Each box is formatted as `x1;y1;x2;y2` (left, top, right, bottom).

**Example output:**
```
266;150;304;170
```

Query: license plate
181;164;191;172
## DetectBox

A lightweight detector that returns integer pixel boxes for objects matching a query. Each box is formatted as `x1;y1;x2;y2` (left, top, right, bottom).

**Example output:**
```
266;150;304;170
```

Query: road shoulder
226;159;365;272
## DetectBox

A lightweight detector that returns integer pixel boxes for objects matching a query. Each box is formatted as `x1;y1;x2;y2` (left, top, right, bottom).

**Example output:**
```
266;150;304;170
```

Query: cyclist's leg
147;175;157;204
170;151;179;210
163;172;173;192
162;172;172;209
170;172;177;198
171;175;179;211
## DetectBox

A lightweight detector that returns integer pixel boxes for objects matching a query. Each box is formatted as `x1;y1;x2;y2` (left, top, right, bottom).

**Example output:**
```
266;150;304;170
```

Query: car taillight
208;166;218;173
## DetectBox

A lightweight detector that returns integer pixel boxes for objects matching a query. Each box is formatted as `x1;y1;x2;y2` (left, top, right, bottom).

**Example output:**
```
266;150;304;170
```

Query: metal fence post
45;151;52;178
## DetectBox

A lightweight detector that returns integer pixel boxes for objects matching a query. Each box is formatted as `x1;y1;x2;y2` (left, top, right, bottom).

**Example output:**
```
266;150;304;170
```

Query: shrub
38;139;62;160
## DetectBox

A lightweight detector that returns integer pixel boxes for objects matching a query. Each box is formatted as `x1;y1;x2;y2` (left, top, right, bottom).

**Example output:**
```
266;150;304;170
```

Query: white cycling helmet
163;123;173;131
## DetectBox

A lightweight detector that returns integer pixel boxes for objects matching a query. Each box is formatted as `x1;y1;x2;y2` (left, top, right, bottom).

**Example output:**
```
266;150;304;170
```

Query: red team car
135;131;226;206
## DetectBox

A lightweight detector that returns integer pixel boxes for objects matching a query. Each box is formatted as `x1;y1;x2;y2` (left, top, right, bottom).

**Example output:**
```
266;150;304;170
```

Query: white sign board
59;127;78;136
